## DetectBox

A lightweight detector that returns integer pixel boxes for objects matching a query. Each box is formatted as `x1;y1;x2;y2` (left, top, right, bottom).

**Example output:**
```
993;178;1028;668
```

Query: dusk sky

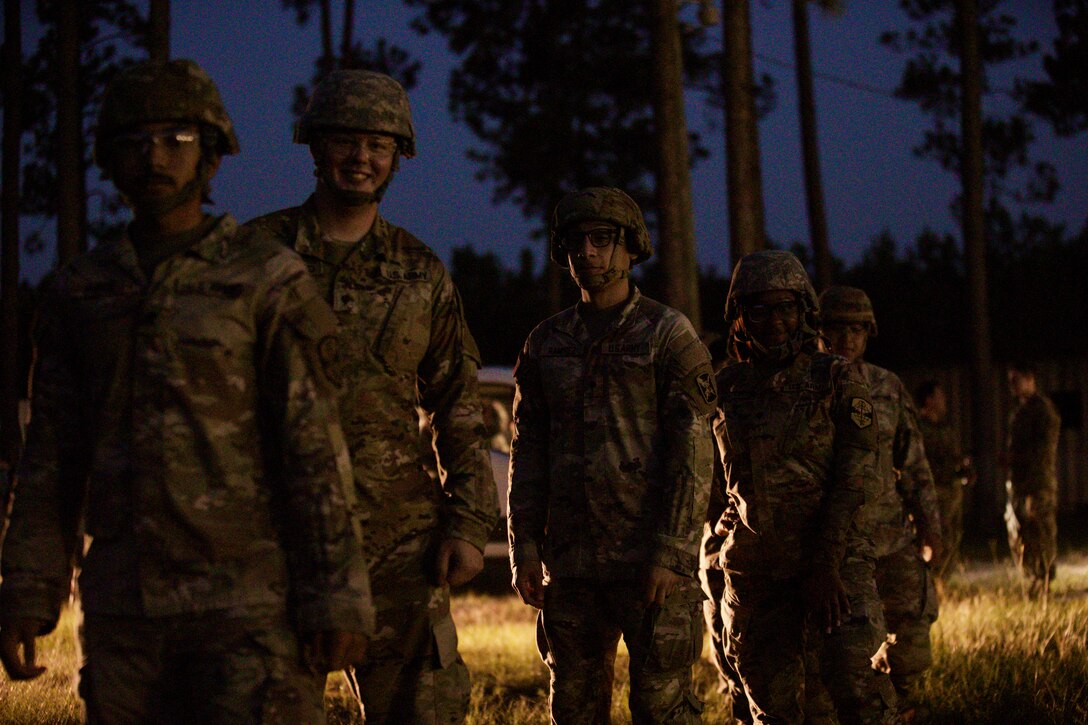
15;1;1088;284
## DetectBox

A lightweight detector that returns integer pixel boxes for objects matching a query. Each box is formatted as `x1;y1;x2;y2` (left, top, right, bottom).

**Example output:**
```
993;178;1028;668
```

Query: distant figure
916;380;973;580
1004;362;1061;598
820;286;941;707
508;188;715;723
0;60;372;722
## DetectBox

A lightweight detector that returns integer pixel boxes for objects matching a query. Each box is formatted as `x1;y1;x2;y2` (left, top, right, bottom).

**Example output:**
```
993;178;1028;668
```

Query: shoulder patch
850;397;874;429
696;370;717;405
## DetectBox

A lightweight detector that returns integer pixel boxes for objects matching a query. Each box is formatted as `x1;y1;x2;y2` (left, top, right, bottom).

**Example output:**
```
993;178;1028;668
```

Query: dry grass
3;557;1086;724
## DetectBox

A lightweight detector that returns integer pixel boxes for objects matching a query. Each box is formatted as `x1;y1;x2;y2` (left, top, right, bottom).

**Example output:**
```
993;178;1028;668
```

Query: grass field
2;555;1086;724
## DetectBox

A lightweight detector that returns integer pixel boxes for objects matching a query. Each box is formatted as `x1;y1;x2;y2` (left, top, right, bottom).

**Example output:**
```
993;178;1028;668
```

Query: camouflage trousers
353;535;470;725
871;543;938;699
724;557;898;725
933;484;964;580
537;577;705;724
1005;487;1059;590
80;608;324;725
697;565;752;723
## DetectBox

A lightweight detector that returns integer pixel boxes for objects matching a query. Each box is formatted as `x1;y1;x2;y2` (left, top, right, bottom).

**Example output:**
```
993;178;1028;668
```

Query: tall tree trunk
55;0;87;264
957;0;998;536
2;0;24;476
721;0;766;269
792;0;832;290
318;0;333;74
341;0;356;64
148;0;170;63
650;0;701;330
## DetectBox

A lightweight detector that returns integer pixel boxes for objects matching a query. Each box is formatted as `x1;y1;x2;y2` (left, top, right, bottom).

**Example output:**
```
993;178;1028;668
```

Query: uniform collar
108;213;235;282
559;286;643;339
295;195;394;264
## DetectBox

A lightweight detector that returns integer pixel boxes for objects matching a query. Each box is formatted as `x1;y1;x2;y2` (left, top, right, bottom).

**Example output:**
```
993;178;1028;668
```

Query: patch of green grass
0;605;83;725
5;559;1086;724
915;554;1088;724
452;592;733;724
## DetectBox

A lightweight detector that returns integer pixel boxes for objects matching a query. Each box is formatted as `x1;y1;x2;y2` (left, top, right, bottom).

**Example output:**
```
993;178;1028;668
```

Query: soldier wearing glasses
508;187;716;723
0;60;373;722
704;251;898;723
243;70;497;723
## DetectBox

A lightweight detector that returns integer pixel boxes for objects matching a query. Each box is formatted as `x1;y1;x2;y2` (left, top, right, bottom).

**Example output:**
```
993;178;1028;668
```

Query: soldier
709;252;897;724
915;380;972;580
818;286;941;708
508;188;715;724
242;70;497;723
0;60;372;723
1004;362;1061;598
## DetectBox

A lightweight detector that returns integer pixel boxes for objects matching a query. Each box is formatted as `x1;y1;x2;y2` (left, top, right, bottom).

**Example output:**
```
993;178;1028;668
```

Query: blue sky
12;1;1088;283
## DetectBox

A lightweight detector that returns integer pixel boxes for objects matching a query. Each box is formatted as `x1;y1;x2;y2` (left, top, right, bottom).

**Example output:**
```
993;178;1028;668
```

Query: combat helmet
295;70;416;157
818;285;878;336
549;187;652;265
723;250;819;327
94;59;239;169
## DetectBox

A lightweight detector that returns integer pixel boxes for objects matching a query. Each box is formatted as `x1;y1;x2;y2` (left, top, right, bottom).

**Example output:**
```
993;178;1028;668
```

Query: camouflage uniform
918;416;966;579
817;286;941;702
708;252;897;725
699;459;752;723
1;211;373;723
0;59;373;724
242;201;495;723
855;363;940;700
243;70;497;724
509;188;716;724
1005;391;1061;588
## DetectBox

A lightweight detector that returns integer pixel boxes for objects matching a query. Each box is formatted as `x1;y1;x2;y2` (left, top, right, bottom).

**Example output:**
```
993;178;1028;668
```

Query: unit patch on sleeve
850;397;874;429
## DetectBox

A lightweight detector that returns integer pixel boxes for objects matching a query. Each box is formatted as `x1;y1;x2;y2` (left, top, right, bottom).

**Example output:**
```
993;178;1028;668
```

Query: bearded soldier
508;188;716;723
242;70;497;723
707;252;897;724
0;60;372;723
819;285;941;710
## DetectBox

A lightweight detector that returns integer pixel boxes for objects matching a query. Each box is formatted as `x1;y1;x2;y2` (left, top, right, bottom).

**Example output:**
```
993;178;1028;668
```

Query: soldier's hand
644;565;682;608
513;559;545;609
303;630;368;675
920;527;943;564
0;617;47;681
803;565;850;634
435;538;485;587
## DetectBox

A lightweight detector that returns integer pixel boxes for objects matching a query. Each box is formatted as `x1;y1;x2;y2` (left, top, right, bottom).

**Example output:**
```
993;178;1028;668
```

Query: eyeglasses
110;127;199;156
557;227;620;253
322;133;398;161
743;299;800;324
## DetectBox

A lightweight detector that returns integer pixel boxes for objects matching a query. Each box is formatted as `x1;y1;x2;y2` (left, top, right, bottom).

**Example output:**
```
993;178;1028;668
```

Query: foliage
1016;0;1088;137
879;0;1058;208
402;0;717;241
281;0;421;120
448;245;556;365
839;221;1088;366
12;0;152;246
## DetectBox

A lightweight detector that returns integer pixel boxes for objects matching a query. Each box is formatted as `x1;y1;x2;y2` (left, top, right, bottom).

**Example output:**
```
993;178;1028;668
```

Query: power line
753;51;1016;100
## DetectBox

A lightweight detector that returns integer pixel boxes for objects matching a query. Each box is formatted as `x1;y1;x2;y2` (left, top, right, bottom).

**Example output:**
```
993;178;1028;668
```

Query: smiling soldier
242;70;497;724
